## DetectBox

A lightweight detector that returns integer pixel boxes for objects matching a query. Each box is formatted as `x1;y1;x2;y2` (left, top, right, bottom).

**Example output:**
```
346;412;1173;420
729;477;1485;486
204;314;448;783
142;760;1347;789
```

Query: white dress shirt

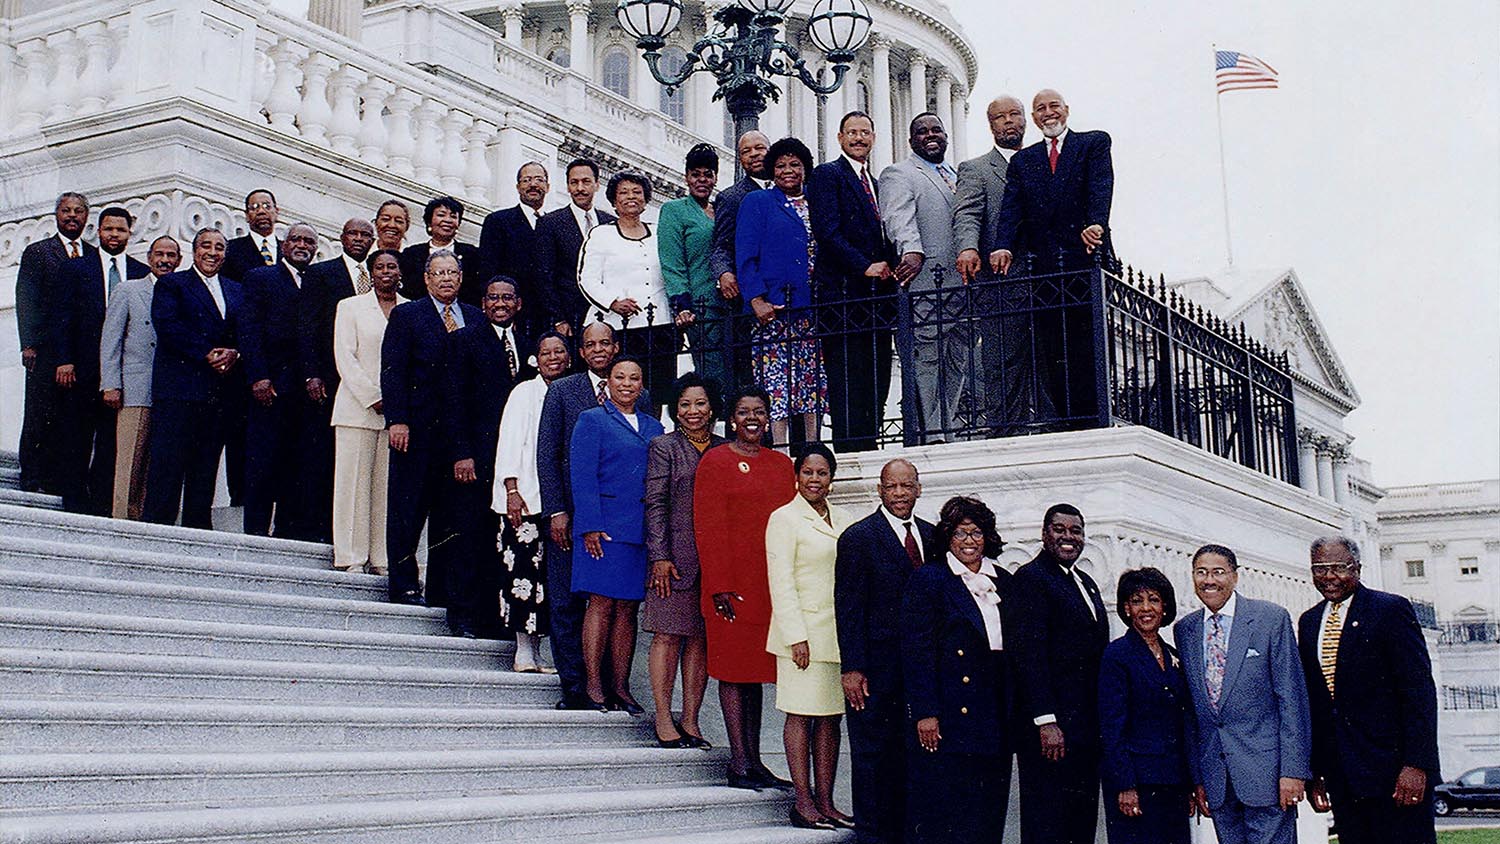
879;505;924;561
948;553;1004;651
1316;590;1352;664
521;204;544;229
569;203;598;238
256;235;278;265
1044;128;1070;158
98;250;127;304
196;270;226;316
587;370;608;403
491;322;519;375
341;253;365;288
57;233;84;257
841;152;879;208
993;144;1016;163
282;259;302;289
1059;561;1097;621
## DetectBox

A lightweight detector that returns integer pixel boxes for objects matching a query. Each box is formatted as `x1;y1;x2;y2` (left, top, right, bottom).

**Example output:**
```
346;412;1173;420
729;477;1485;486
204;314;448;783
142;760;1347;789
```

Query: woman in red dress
693;386;795;790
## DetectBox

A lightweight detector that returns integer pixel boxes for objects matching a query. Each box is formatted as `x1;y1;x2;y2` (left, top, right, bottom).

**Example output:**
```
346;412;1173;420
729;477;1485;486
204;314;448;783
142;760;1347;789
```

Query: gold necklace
683;428;711;445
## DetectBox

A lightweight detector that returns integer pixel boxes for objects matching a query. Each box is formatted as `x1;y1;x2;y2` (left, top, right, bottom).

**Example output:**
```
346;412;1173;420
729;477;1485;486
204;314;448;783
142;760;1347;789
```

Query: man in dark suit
381;251;482;608
478;161;549;294
705;132;769;400
1300;536;1439;844
534;159;615;335
299;217;376;542
834;458;935;844
955;95;1046;431
1009;502;1110;844
218;188;279;508
239;223;320;539
442;276;531;637
537;321;625;707
16;191;95;494
398;196;484;306
808;112;895;453
54;206;150;514
142;228;245;529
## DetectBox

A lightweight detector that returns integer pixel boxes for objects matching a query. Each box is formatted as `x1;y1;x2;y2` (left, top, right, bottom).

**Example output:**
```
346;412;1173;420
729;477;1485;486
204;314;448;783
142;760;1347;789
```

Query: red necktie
596;379;608;406
1048;138;1060;174
904;523;923;569
860;166;880;219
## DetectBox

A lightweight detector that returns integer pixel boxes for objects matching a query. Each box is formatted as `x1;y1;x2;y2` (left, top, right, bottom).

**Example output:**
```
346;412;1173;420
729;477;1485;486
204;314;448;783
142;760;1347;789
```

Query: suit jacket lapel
1220;602;1254;703
602;399;648;443
186;273;225;324
942;567;988;639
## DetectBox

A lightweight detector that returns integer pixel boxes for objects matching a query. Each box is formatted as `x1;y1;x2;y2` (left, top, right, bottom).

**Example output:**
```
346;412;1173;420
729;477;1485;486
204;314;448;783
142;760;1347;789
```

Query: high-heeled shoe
726;770;764;790
584;695;610;713
752;766;794;790
653;726;687;749
821;813;856;830
675;721;712;750
608;692;644;716
788;808;836;831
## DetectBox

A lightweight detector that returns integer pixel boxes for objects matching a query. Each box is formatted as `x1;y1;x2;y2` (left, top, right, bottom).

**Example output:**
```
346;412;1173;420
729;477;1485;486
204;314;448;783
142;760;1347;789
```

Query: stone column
0;0;23;18
1330;442;1350;505
1297;428;1319;494
1315;439;1336;501
907;50;927;117
634;51;659;111
869;33;893;171
307;0;362;40
500;1;524;44
950;79;968;160
567;0;592;79
933;69;953;141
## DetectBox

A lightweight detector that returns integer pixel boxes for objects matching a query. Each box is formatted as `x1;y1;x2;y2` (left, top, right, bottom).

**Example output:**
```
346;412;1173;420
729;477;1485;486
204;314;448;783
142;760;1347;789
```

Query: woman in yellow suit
766;443;855;831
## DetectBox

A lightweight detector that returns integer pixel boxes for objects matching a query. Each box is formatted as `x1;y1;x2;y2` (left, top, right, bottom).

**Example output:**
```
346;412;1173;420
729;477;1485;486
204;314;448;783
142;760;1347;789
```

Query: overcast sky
943;0;1500;488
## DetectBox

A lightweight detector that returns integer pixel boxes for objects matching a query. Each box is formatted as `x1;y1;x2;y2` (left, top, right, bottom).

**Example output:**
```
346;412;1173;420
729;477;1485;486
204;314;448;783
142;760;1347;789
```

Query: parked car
1434;766;1500;816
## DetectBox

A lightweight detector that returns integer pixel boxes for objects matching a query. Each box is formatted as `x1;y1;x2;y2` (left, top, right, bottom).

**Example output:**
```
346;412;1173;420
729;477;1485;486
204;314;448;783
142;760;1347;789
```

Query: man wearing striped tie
1176;543;1310;844
1298;536;1439;844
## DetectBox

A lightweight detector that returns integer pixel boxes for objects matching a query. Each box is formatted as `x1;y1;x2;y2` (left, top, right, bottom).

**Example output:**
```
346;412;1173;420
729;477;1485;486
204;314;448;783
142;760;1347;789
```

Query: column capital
565;0;592;17
907;49;928;67
869;31;893;51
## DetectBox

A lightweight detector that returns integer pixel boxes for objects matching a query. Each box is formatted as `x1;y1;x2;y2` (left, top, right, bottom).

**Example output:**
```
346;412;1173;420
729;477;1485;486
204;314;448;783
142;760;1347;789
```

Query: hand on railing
955;249;981;283
610;297;642;318
1081;224;1105;254
894;252;923;285
750;296;782;324
989;248;1013;276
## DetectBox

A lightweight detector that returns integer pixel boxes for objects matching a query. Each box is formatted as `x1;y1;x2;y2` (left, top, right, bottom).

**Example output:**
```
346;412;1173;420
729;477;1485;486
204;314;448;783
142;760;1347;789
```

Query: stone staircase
0;451;849;843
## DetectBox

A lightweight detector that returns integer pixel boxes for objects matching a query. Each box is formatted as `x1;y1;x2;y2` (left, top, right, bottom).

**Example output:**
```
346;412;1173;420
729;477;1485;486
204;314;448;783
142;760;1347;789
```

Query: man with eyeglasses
1297;535;1438;844
381;251;482;609
479;162;551;296
1176;543;1310;844
441;277;533;638
219;189;281;508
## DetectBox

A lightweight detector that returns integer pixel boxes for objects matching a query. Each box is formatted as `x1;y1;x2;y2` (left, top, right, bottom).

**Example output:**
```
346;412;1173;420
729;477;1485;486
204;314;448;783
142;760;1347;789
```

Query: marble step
0;606;510;671
1;747;727;818
0;698;653;753
0;487;63;509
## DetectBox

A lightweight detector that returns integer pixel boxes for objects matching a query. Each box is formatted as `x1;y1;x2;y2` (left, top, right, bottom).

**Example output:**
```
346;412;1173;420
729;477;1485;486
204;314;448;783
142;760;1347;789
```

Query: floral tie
1206;612;1227;709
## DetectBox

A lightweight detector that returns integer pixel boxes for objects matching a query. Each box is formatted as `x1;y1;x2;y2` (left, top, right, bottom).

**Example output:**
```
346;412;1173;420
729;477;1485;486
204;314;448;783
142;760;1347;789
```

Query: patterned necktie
596;379;608;405
860;166;881;219
68;241;80;259
938;164;957;193
107;258;121;295
259;238;274;265
1206;612;1227;709
903;523;922;569
355;263;372;295
1048;138;1060;174
442;303;458;333
503;331;518;378
1320;601;1344;697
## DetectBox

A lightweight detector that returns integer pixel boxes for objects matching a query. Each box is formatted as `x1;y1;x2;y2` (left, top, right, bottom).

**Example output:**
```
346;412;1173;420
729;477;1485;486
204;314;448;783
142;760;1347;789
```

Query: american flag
1215;51;1279;94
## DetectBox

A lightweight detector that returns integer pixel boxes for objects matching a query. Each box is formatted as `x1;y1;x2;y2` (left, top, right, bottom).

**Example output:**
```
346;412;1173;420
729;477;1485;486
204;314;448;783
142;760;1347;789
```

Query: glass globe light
807;0;872;61
616;0;683;44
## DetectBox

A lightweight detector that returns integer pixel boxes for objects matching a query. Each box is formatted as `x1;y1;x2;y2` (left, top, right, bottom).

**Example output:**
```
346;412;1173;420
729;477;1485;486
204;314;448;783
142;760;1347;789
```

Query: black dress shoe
450;628;478;639
390;590;426;606
823;814;856;830
555;696;588;711
752;766;794;790
608;693;644;716
584;696;611;713
726;771;764;790
675;722;712;750
789;809;836;830
654;728;687;749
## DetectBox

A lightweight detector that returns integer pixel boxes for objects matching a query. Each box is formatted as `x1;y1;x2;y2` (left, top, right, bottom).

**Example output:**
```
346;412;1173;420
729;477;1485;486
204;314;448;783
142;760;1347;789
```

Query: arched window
658;46;688;124
601;47;631;98
547;45;571;68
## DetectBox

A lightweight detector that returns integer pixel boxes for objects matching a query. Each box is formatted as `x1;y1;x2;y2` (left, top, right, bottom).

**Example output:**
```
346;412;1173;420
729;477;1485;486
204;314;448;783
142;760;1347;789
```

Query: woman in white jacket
330;249;407;572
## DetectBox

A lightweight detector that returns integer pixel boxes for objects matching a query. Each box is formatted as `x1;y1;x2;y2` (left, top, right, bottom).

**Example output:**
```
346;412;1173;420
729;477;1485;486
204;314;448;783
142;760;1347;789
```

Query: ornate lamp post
616;0;872;145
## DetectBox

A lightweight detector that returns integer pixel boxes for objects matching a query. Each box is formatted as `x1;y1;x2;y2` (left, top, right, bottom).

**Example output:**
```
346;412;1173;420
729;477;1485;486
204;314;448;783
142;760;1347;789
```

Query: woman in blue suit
1097;567;1193;844
570;356;665;714
734;136;826;446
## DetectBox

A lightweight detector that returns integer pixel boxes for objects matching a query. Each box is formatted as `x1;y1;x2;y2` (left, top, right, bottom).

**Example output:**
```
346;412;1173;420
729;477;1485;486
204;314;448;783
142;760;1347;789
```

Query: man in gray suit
954;95;1047;432
99;235;181;520
880;113;965;442
1176;543;1312;844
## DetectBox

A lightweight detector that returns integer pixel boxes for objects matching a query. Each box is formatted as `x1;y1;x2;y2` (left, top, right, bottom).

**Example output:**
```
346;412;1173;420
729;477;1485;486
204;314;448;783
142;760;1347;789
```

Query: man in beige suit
329;249;407;573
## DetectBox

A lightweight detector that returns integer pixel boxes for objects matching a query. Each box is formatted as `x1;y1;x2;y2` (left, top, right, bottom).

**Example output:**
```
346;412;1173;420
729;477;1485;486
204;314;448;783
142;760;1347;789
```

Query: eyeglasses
484;292;519;303
1193;568;1232;579
1310;563;1358;576
953;529;986;542
247;202;276;211
428;269;461;279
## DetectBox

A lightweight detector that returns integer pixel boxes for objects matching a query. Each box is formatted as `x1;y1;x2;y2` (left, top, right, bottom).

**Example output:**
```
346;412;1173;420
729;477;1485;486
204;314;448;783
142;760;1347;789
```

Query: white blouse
947;552;1005;651
575;222;671;331
492;375;549;515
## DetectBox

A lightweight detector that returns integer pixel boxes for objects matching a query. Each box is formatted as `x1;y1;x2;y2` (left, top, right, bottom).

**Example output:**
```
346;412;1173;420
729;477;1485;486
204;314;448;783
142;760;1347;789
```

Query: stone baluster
45;30;82;124
463;119;497;203
13;39;50;132
297;52;339;146
869;33;893;171
357;76;393;169
265;38;306;134
251;37;277;111
439;109;472;195
500;1;524;43
412;96;446;184
385;87;420;178
326;63;364;156
75;22;113;116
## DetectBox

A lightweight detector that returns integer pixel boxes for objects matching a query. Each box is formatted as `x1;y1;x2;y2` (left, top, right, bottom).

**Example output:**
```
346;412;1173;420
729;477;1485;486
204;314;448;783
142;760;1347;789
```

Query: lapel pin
1351;620;1359;628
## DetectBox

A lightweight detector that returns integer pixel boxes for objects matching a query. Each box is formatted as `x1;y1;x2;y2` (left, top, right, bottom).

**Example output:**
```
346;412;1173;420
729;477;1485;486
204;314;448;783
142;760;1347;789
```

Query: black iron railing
1438;619;1500;646
1413;599;1438;630
1441;685;1500;710
599;260;1299;484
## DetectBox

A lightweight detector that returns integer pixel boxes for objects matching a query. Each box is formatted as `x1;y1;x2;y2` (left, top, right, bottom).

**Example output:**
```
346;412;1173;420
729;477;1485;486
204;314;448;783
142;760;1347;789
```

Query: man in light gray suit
1176;543;1312;844
880;113;966;442
954;95;1049;432
99;235;181;519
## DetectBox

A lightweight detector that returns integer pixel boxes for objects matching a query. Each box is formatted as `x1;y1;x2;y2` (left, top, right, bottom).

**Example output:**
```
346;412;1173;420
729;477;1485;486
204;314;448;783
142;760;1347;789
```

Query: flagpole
1213;43;1235;267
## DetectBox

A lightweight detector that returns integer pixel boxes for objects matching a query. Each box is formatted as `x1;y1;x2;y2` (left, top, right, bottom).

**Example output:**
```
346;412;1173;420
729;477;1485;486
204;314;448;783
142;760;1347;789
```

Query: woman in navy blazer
1097;567;1193;844
900;496;1013;844
734;137;826;445
570;356;665;714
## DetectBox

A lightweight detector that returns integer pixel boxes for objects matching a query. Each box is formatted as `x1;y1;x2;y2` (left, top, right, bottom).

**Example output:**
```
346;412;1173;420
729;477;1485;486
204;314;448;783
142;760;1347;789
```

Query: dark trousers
447;476;499;635
978;276;1052;434
1103;783;1190;844
244;393;310;538
1018;736;1100;844
385;429;459;605
222;388;248;505
620;323;678;421
822;296;888;455
142;396;226;529
847;673;908;844
18;364;61;493
56;383;116;515
1328;784;1435;844
545;527;587;700
300;400;335;544
908;750;1011;844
